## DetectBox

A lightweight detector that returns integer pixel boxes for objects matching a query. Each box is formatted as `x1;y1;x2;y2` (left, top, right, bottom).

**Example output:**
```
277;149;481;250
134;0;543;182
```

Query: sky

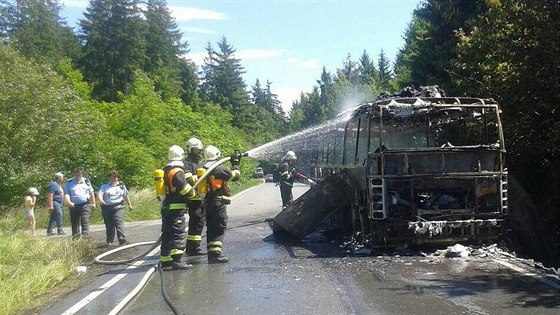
59;0;420;112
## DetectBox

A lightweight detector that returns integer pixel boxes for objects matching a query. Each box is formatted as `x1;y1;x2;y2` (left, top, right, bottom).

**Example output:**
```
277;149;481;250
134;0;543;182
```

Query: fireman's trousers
160;208;187;259
280;183;293;207
205;197;227;255
186;199;205;250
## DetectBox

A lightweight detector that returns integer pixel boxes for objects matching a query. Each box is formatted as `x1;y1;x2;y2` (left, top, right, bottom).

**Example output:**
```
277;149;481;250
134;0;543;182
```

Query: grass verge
0;227;94;315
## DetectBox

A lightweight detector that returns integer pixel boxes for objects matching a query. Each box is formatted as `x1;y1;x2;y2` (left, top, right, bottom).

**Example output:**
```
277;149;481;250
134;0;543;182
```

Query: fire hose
93;151;248;314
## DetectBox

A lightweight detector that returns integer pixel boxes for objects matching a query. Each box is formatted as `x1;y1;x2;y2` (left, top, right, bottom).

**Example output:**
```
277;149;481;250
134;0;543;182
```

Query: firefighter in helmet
203;145;241;263
183;137;206;256
159;145;197;270
278;150;300;208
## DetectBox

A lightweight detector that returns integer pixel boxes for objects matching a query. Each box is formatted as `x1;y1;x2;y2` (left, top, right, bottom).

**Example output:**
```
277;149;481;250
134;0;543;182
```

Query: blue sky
60;0;420;112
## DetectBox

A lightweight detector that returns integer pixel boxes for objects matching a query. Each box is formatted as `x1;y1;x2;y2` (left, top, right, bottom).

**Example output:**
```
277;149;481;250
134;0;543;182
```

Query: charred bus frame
311;95;508;246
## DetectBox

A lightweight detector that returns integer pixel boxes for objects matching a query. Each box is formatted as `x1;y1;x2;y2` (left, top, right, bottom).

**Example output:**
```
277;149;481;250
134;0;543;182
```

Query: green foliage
394;0;487;93
452;0;559;266
0;44;94;203
56;58;92;99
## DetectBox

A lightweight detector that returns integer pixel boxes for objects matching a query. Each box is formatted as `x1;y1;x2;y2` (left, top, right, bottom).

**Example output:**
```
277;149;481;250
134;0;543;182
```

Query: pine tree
1;0;80;62
144;0;188;100
252;79;282;116
358;50;378;86
337;53;359;85
200;37;251;128
377;49;392;92
80;0;146;101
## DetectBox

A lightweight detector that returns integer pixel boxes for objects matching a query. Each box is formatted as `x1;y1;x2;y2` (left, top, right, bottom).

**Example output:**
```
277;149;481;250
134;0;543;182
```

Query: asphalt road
41;182;559;315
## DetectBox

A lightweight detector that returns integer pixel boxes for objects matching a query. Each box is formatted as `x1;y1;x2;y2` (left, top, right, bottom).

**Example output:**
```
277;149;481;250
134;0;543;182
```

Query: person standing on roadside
23;187;40;234
46;172;66;236
64;167;96;239
98;170;132;246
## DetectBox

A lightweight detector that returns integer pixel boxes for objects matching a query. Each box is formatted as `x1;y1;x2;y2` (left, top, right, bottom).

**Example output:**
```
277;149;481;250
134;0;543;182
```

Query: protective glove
230;151;241;168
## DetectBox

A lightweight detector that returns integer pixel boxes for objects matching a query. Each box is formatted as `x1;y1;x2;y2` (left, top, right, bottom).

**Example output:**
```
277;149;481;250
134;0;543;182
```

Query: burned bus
273;88;508;247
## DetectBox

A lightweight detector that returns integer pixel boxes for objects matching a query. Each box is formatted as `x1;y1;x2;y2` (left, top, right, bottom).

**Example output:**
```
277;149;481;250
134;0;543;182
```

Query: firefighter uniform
204;145;241;263
278;152;297;208
184;150;206;255
160;146;196;270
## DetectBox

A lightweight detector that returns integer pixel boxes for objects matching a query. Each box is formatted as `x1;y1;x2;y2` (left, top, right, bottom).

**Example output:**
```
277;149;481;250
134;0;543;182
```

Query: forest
0;0;558;266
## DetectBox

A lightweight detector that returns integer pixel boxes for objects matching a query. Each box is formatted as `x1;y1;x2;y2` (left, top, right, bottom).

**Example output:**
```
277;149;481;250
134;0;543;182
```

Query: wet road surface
42;182;559;315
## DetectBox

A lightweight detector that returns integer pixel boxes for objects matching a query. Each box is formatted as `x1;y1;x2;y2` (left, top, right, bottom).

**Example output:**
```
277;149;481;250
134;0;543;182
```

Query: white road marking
61;247;160;315
494;258;560;289
62;182;265;314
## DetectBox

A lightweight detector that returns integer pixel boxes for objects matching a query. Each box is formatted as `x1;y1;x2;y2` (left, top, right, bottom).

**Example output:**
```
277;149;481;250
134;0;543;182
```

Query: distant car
253;167;264;179
265;174;274;182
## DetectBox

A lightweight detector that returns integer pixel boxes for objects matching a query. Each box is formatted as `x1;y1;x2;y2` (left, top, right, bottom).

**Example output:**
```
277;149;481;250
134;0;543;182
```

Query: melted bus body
293;94;508;246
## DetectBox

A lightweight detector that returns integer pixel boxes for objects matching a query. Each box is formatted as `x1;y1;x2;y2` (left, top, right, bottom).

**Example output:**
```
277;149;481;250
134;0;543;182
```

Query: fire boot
160;260;193;270
165;249;192;270
208;252;229;264
187;247;206;256
186;239;206;256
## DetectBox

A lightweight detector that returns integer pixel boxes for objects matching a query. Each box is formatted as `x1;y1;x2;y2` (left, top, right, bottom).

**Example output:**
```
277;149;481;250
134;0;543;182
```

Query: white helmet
204;145;221;161
168;145;184;161
28;187;39;196
285;150;297;161
187;137;204;151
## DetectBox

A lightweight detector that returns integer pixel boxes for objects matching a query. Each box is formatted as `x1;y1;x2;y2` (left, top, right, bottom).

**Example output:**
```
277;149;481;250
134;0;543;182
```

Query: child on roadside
24;187;39;234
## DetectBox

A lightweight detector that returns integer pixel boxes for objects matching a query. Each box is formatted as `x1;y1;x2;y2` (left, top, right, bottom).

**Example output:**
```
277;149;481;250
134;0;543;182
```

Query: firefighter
184;137;206;256
160;145;197;270
204;145;241;263
278;150;300;208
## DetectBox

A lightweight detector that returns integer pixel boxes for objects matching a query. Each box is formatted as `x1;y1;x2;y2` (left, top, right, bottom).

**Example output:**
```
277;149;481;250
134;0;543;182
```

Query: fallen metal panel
273;173;351;239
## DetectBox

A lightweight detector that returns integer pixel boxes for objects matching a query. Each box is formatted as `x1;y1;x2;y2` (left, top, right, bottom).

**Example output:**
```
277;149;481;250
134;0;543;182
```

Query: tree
251;79;283;116
0;0;80;62
377;49;392;92
358;50;378;86
200;37;251;128
0;44;98;203
453;0;559;266
395;0;487;93
80;0;146;101
143;0;187;100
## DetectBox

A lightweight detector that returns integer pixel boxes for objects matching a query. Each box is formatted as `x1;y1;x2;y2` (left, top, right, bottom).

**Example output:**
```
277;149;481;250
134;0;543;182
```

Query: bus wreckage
273;87;508;248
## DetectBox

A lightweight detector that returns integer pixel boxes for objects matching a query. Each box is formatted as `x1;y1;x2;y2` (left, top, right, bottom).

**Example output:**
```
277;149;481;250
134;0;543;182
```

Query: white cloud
234;49;284;60
61;0;88;9
286;58;321;70
274;87;310;113
184;52;207;65
169;6;227;22
183;27;216;35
